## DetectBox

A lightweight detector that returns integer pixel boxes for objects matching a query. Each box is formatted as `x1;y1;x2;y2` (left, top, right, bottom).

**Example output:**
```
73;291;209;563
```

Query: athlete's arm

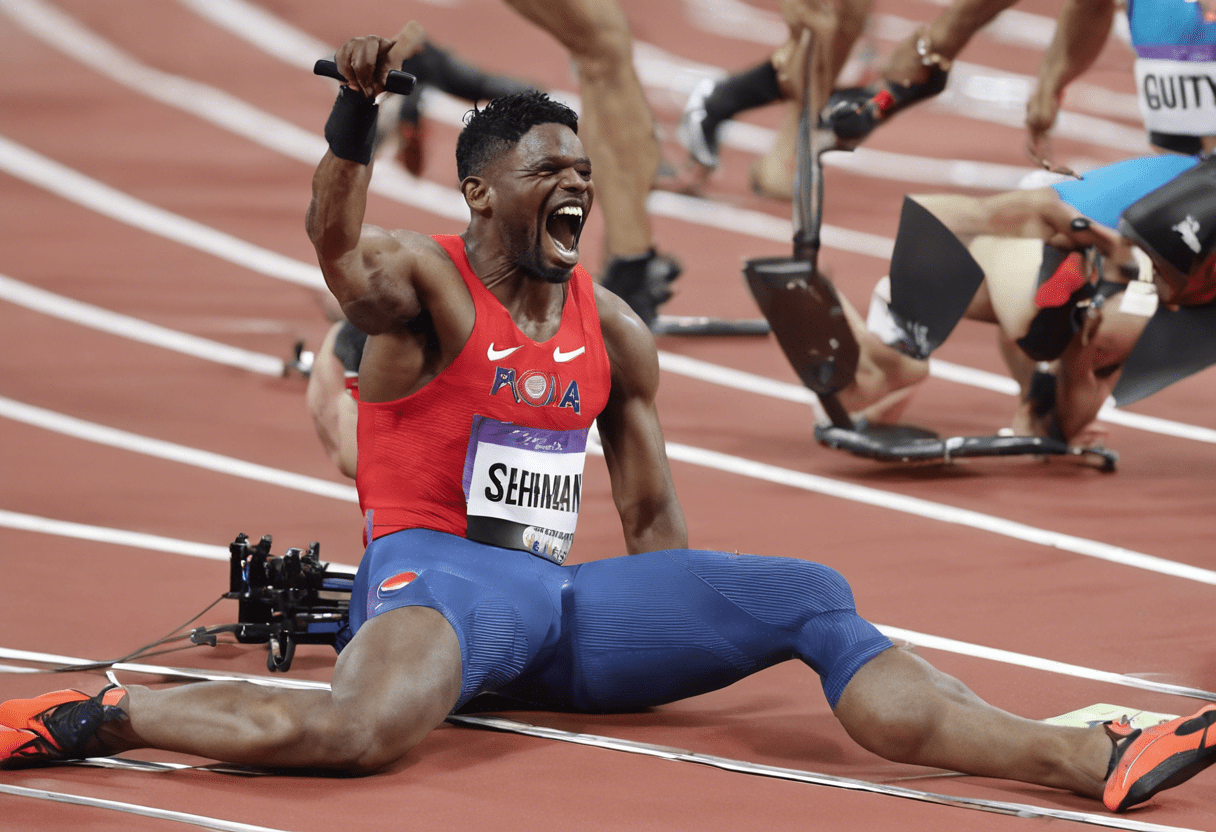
912;190;1125;254
1051;294;1147;440
595;288;689;554
305;35;425;335
1025;0;1116;155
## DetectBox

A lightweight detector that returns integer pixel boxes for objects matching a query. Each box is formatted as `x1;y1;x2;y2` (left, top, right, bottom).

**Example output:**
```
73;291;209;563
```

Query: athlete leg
833;647;1111;798
836;286;929;422
517;551;889;713
98;606;462;772
505;0;655;258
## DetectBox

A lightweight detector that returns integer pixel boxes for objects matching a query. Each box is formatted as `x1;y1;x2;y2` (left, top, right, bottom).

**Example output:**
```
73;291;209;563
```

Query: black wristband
324;86;379;165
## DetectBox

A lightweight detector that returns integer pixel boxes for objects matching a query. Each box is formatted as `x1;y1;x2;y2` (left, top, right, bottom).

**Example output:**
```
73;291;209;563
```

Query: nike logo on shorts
487;343;523;361
552;346;586;363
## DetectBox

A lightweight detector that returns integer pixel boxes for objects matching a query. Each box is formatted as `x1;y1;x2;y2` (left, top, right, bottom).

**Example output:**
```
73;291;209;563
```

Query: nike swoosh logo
487;343;523;361
553;346;586;363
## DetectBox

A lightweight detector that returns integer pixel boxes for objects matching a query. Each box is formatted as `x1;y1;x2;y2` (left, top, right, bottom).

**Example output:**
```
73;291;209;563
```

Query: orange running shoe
1103;704;1216;812
0;686;125;768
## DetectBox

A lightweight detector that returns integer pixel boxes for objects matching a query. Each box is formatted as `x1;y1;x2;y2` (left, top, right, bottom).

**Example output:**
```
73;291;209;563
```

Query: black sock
701;61;782;135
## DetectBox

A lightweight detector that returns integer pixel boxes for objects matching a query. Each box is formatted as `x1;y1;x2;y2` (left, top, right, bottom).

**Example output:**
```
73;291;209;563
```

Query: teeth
555;206;583;218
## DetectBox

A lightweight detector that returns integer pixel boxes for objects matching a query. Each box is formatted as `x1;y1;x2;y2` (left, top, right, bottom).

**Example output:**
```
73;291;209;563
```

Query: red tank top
355;234;611;563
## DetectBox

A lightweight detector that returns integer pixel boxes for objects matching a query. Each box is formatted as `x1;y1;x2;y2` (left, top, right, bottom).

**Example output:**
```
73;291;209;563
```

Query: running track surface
0;1;1213;830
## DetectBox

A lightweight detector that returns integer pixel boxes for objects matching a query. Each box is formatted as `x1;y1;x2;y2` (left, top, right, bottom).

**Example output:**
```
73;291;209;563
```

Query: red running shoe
1103;704;1216;812
0;686;125;768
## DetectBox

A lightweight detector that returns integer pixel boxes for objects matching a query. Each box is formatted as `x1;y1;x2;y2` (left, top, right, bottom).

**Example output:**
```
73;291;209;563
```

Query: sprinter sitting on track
2;39;1213;814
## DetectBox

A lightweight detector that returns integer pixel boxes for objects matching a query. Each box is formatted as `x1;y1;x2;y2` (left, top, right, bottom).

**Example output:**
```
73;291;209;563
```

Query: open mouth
546;205;584;258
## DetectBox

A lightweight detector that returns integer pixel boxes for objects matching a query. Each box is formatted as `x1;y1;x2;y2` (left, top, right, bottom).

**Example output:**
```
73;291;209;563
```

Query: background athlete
3;34;1213;817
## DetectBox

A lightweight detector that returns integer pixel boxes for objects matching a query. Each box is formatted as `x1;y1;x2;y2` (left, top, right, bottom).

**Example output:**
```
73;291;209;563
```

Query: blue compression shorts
344;529;893;712
1052;154;1200;227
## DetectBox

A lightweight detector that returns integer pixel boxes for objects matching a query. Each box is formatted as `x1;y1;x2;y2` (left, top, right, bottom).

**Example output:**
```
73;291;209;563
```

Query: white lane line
0;783;298;832
659;352;1216;445
0;134;324;289
0;273;286;376
0;509;229;560
661;440;1216;585
0;395;359;504
2;3;1211;434
185;0;1141;191
0;509;358;570
3;639;1212;727
3;391;1213;587
2;128;1211;444
0;650;1200;831
3;4;1206;439
1;9;1211;440
450;715;1198;832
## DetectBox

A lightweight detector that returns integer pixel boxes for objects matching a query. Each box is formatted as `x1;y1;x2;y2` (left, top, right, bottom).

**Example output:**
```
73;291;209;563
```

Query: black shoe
601;250;682;329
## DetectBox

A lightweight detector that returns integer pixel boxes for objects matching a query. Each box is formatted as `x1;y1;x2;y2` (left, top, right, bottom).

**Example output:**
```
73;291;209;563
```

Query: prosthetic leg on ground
743;40;1116;470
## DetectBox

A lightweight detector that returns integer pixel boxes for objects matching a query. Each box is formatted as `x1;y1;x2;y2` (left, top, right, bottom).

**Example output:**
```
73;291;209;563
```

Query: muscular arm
595;288;688;554
305;35;425;334
884;0;1018;85
1025;0;1117;150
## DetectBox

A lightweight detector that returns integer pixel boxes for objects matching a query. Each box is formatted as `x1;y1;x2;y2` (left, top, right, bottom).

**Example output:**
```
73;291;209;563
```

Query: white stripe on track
2;3;1212;437
0;395;359;503
185;0;1141;191
661;440;1216;586
0;509;359;570
0;783;298;832
0;509;229;560
3;391;1214;586
2;126;1212;446
3;654;1206;832
0;273;286;376
2;129;1211;443
0;134;325;289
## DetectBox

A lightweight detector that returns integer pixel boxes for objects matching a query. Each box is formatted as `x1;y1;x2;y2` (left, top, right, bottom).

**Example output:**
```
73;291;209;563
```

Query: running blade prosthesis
1104;704;1216;812
0;686;125;767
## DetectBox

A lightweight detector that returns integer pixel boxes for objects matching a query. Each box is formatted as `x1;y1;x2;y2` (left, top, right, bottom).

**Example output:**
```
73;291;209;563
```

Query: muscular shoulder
594;283;660;396
350;230;467;333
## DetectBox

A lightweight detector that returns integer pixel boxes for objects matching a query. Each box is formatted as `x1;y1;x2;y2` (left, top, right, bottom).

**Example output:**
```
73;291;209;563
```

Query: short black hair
455;91;578;181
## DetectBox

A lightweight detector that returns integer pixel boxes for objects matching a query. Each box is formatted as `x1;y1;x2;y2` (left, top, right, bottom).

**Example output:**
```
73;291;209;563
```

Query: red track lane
1;0;1214;830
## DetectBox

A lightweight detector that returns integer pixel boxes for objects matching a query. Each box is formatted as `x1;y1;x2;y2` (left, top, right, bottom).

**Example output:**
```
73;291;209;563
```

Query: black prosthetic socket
701;61;782;137
1024;369;1057;418
402;42;535;103
325;86;379;165
601;250;682;328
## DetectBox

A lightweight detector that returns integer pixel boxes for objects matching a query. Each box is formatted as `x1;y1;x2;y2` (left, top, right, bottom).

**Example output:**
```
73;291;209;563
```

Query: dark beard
518;247;574;284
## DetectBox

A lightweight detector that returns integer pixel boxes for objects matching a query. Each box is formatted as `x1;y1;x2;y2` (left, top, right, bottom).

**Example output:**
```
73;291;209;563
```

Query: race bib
1135;58;1216;134
462;415;588;564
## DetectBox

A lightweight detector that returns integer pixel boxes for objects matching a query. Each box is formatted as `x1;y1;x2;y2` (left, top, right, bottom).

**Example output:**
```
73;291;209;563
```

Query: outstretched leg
834;646;1111;797
93;607;461;771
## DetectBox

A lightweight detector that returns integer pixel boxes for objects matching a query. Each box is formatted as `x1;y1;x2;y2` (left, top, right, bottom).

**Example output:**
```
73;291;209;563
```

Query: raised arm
595;289;688;554
1025;0;1117;158
305;34;426;334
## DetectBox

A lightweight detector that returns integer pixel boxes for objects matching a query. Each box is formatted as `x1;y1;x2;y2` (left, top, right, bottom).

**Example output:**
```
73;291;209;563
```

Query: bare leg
307;321;359;479
98;607;462;772
834;647;1111;797
752;0;872;199
505;0;655;259
835;288;929;421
